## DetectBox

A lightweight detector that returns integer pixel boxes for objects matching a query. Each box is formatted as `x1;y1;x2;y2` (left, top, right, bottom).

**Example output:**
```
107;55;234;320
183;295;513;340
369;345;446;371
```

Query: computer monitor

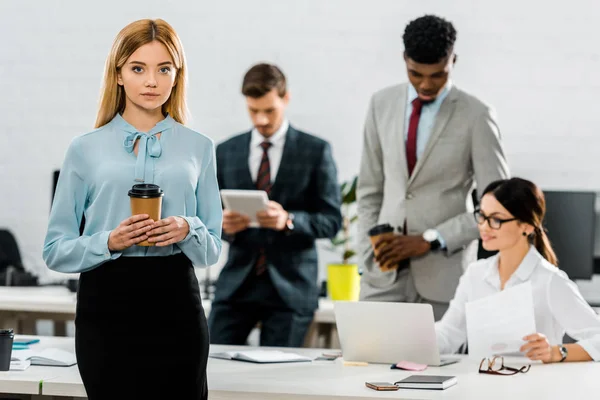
542;191;596;280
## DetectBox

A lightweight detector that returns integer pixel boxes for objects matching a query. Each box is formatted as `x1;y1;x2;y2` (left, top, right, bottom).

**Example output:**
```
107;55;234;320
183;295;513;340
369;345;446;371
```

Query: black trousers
208;271;314;348
75;254;209;400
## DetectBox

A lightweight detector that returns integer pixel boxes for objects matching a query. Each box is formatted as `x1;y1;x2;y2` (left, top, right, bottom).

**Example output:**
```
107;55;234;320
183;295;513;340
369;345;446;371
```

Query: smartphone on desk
365;382;398;391
436;359;460;367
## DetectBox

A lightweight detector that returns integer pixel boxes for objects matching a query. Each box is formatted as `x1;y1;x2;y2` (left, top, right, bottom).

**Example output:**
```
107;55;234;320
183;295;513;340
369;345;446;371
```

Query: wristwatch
285;212;295;231
422;229;441;251
558;345;568;362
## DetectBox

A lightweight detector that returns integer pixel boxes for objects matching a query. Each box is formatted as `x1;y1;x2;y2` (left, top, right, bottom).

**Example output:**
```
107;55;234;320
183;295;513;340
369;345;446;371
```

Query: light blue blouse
43;114;223;273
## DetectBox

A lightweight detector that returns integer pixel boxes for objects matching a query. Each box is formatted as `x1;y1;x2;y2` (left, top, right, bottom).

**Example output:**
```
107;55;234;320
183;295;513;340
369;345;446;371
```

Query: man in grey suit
357;15;510;320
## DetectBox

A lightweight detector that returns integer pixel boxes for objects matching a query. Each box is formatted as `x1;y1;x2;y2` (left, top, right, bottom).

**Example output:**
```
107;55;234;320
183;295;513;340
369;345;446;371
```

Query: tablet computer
220;189;269;227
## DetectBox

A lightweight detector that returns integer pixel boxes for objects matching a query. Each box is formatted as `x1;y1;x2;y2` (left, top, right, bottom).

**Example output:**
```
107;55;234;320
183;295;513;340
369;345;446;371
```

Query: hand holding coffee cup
128;184;164;246
146;216;190;246
108;214;155;251
372;229;425;272
368;223;398;271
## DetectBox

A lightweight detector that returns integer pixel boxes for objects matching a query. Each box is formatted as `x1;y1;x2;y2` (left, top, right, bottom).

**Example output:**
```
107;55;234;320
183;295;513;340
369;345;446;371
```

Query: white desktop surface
2;336;599;399
0;285;336;323
0;286;76;313
0;366;48;395
0;335;72;396
0;277;595;323
40;365;86;398
206;349;599;400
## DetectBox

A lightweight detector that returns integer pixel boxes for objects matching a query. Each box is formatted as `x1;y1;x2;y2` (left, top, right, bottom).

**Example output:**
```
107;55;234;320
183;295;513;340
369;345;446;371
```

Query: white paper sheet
466;282;536;359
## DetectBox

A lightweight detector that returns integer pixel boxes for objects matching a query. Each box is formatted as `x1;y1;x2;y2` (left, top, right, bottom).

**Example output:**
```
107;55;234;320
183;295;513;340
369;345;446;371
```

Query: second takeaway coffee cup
368;223;397;271
0;329;14;371
128;184;164;246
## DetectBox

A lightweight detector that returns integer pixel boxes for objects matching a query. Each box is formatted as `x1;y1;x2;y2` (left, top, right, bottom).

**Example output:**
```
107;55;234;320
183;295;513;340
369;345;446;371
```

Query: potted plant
326;176;361;301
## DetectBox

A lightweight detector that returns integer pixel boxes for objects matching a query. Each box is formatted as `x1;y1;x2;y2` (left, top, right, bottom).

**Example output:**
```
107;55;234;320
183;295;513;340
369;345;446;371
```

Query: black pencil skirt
75;253;209;399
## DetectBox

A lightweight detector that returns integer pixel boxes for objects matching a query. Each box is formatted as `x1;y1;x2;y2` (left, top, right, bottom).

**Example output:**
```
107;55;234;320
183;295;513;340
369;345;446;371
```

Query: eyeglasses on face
473;210;517;230
479;356;531;376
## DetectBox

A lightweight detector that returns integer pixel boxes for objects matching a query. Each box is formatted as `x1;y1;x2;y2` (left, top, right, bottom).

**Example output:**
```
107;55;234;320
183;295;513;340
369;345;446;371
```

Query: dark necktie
256;141;273;194
255;141;272;275
406;98;424;176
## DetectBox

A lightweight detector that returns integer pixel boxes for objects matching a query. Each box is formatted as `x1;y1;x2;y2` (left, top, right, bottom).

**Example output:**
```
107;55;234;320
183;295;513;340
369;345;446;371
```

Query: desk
2;336;599;399
1;285;598;350
207;351;600;400
0;367;50;398
0;287;76;336
0;286;337;347
0;336;73;399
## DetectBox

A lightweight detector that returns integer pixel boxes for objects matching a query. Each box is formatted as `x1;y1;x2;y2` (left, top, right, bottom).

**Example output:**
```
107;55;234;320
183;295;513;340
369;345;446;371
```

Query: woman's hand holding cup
146;216;190;246
108;214;155;251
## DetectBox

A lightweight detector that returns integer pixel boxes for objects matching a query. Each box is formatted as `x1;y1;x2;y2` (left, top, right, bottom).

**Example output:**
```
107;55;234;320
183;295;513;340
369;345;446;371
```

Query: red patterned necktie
255;141;272;275
406;98;423;176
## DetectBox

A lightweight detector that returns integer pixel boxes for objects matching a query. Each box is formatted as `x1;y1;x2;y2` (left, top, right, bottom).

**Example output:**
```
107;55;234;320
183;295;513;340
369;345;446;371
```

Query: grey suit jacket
357;83;510;303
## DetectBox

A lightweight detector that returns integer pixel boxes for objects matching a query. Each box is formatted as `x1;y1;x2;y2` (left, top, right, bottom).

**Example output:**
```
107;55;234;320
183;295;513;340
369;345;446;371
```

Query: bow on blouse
118;114;174;183
123;132;162;183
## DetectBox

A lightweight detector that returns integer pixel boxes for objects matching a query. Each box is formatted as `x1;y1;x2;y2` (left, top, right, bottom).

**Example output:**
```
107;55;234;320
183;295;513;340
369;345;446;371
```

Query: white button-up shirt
248;120;289;183
435;246;600;361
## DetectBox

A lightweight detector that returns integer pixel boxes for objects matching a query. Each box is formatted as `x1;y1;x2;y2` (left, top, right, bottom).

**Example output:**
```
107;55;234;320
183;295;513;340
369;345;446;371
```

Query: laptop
334;301;457;366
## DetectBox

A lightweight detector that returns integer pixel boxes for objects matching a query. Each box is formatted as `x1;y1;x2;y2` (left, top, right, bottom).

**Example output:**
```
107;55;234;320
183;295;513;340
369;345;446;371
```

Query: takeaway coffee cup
368;223;397;271
0;329;14;371
128;184;164;246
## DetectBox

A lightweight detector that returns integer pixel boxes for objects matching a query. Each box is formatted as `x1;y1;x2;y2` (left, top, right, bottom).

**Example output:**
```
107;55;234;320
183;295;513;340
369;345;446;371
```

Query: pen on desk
343;361;369;366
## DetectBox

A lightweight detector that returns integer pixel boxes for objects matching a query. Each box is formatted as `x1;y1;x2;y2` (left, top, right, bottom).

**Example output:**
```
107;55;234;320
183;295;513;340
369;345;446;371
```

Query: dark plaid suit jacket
214;125;342;312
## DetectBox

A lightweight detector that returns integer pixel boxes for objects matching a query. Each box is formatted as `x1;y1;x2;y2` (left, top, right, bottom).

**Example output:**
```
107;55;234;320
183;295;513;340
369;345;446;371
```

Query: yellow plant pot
327;264;360;301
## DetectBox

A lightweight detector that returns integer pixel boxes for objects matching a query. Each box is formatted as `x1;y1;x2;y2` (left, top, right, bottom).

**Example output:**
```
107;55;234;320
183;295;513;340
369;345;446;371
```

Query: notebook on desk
11;348;77;367
395;375;457;390
210;350;312;364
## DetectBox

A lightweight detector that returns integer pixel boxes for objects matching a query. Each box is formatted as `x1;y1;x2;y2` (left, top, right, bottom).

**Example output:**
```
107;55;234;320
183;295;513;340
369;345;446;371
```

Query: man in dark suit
208;63;342;347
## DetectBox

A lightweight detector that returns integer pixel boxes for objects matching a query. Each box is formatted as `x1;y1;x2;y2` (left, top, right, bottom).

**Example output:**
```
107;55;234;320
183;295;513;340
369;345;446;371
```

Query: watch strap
559;345;568;362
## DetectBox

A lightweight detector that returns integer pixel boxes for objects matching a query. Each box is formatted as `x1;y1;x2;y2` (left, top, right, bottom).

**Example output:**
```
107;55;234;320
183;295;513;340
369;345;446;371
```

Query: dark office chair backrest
0;229;23;270
53;170;85;235
0;229;38;286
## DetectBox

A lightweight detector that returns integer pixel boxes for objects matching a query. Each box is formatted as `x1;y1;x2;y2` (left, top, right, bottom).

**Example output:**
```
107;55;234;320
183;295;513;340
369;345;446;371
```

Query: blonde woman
43;19;221;399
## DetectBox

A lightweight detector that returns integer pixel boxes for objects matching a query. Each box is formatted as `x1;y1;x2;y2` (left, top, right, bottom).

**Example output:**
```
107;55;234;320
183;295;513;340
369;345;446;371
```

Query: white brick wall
1;0;600;282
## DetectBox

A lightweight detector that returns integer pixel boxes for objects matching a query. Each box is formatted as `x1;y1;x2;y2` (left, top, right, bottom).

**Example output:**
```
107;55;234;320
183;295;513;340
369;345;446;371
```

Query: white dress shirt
249;120;289;183
435;246;600;361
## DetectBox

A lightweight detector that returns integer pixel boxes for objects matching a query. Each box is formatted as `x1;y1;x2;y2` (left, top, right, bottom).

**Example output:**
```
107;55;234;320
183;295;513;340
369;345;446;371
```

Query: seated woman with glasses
435;177;600;363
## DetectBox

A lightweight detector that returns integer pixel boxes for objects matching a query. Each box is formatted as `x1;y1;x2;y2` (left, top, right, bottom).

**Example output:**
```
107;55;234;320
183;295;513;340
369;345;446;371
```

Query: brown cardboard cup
368;223;397;271
128;184;164;246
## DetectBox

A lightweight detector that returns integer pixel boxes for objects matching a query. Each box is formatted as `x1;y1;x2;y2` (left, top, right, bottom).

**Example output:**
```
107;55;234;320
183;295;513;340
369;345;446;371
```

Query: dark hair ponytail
533;227;558;266
482;178;558;266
